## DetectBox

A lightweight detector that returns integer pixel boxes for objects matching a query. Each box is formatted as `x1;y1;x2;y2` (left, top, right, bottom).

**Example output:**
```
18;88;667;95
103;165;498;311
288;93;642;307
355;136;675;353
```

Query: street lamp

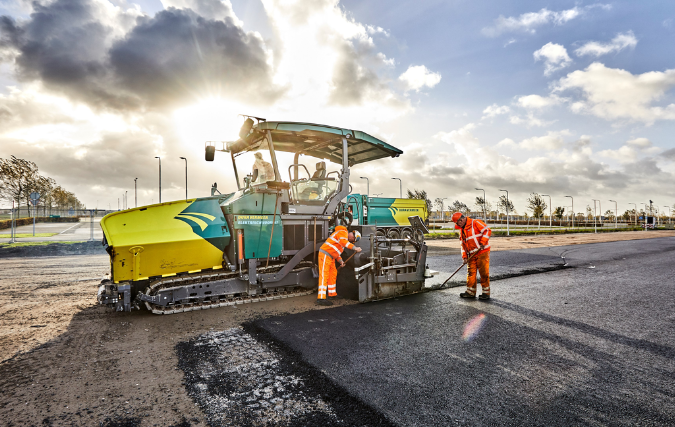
391;178;402;198
541;194;552;229
629;203;637;226
475;188;486;221
499;189;509;236
609;200;617;229
125;190;128;210
155;156;162;203
360;177;369;197
565;196;574;229
134;178;138;208
440;197;448;224
180;157;188;200
592;199;598;233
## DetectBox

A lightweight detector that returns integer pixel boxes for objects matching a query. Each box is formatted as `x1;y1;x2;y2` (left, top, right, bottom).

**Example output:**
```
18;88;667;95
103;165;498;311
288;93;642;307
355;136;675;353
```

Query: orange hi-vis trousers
466;250;490;296
317;252;338;299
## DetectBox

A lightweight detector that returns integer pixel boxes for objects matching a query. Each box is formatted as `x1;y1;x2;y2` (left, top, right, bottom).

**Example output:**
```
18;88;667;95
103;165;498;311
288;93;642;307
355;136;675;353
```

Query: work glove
354;247;362;253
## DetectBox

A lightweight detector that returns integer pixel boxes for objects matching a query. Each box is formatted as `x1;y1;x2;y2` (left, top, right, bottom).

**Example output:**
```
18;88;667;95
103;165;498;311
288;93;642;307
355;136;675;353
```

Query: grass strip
0;241;84;248
0;233;58;238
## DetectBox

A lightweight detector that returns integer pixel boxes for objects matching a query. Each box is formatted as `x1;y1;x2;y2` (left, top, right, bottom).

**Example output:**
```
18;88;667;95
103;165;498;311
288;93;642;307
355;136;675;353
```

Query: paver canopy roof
227;121;403;166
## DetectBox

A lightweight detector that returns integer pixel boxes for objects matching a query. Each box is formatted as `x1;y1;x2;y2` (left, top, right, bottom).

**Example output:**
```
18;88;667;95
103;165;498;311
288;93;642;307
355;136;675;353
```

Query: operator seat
312;162;326;180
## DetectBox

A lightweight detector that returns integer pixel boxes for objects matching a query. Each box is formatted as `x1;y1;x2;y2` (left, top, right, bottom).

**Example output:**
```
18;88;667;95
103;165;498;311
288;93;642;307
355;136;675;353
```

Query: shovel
439;249;479;288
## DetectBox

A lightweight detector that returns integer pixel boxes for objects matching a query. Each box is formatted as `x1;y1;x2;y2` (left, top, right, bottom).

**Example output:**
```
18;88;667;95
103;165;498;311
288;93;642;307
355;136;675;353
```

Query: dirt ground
0;230;673;426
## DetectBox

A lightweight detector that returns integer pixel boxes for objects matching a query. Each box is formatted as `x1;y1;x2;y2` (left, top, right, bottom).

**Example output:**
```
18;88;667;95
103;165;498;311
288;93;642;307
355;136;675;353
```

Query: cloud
574;31;638;57
662;147;675;160
482;5;610;37
517;94;563;109
398;65;441;92
508;112;554;128
0;0;280;110
534;43;572;75
599;137;660;163
554;62;675;124
482;103;510;119
498;130;571;150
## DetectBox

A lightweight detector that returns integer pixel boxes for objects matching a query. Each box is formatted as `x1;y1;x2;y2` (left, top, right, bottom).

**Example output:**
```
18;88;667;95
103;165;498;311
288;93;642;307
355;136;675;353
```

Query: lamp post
499;189;509;236
592;199;598;233
565;196;574;229
542;194;552;229
125;191;128;210
440;197;448;225
360;177;369;197
391;178;402;198
664;206;671;224
598;200;602;226
180;156;188;200
155;156;162;203
134;178;138;208
609;200;617;229
629;203;637;226
475;188;486;221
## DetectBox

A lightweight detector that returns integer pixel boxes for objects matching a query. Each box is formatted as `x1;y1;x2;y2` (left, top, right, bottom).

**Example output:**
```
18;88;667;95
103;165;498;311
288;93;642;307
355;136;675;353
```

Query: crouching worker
451;212;492;300
317;226;362;306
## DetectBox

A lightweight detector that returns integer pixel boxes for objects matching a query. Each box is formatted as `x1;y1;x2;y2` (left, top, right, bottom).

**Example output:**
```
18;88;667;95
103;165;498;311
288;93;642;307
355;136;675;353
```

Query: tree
497;195;515;215
0;155;40;207
526;193;547;217
407;189;432;216
450;200;470;215
553;206;565;220
604;209;615;221
586;205;593;219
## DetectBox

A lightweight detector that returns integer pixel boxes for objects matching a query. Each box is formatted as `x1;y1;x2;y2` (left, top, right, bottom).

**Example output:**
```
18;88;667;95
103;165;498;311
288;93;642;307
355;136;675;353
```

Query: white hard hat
353;231;361;242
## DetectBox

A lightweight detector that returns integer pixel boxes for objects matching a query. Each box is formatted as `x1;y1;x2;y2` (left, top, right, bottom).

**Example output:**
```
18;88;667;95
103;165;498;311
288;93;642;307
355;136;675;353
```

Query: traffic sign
30;192;40;201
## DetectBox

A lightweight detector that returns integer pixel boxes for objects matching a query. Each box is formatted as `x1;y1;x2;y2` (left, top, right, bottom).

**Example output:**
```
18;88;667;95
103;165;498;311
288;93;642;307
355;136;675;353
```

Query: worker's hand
462;257;467;264
354;247;362;253
337;258;345;267
479;245;485;251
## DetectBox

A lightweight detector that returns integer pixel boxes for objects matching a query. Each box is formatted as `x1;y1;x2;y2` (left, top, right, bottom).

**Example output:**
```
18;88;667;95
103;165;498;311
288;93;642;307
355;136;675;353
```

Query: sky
0;0;674;215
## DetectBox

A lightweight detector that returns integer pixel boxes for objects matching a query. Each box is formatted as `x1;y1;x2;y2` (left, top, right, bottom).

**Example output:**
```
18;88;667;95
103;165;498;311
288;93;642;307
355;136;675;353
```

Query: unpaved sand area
0;230;673;426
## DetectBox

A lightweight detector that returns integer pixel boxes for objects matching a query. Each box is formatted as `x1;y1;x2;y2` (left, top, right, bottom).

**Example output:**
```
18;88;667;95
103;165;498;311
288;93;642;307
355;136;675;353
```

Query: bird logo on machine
174;200;229;251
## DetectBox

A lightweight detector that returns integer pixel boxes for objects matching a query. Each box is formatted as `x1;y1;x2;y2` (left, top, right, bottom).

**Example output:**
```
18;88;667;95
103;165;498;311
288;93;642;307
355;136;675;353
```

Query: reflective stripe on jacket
320;225;355;260
456;217;491;258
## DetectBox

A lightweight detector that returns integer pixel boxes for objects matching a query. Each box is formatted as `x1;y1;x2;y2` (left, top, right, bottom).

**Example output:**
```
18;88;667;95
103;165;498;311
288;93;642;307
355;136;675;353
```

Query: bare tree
553;206;565;220
526;193;547;228
450;200;470;215
0;156;40;208
497;195;516;216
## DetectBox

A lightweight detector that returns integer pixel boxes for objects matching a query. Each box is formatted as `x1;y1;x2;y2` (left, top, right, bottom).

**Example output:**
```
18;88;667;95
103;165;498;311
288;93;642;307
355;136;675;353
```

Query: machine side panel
101;197;230;282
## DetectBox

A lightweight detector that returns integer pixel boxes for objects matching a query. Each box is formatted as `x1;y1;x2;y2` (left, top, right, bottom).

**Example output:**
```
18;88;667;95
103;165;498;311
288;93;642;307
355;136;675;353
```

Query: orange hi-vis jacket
319;225;355;260
455;217;491;259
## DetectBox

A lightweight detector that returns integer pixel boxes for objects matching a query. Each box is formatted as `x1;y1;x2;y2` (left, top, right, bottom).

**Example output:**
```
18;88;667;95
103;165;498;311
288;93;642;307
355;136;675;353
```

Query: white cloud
534;43;572;75
599;137;660;163
398;65;442;92
499;130;571;150
517;94;563;109
554;62;675;124
574;31;638;57
482;104;510;119
482;5;611;37
509;113;555;128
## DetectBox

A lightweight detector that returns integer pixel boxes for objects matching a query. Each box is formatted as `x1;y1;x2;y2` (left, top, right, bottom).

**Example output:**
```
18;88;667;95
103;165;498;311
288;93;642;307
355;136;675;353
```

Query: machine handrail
287;164;311;182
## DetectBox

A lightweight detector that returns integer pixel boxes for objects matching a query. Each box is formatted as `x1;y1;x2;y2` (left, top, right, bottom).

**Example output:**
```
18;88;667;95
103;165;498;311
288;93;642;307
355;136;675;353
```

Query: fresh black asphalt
248;236;675;426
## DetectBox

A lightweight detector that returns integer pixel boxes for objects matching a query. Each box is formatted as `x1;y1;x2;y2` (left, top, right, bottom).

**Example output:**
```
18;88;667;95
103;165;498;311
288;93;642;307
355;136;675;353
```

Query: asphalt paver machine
97;119;430;314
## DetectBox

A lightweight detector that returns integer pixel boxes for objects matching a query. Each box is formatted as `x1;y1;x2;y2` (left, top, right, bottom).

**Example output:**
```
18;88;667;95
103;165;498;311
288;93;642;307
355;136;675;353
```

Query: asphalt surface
0;218;103;243
247;237;675;426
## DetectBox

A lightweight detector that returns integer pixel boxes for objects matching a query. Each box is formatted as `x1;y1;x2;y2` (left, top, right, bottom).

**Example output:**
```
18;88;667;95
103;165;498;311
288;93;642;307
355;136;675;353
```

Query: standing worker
317;225;362;306
451;212;492;300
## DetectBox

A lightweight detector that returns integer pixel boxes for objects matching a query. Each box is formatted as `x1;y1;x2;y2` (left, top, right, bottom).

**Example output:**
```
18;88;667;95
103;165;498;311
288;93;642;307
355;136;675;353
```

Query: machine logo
388;207;420;216
174;200;228;251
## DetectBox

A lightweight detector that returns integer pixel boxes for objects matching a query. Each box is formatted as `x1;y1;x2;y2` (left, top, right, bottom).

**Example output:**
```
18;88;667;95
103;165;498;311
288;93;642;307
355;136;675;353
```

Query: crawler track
140;261;315;315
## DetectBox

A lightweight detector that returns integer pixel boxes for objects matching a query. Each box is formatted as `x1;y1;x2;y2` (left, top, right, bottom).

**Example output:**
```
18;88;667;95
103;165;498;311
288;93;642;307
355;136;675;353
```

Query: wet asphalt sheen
252;237;675;426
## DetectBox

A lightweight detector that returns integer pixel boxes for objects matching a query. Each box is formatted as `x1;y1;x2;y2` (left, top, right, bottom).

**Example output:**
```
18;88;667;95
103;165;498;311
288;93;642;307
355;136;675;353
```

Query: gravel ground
0;230;673;426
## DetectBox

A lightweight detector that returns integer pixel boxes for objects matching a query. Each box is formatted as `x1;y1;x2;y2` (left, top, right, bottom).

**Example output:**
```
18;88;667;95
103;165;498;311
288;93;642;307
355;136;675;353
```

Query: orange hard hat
451;212;463;222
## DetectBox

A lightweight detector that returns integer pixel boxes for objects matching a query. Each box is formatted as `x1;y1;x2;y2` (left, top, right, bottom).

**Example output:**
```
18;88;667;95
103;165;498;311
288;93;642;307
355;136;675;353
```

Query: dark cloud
662;147;675;160
0;0;282;110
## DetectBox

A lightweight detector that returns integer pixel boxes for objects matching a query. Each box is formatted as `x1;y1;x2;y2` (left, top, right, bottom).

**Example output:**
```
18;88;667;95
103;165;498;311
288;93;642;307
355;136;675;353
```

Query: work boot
316;299;333;306
459;292;476;299
478;294;490;300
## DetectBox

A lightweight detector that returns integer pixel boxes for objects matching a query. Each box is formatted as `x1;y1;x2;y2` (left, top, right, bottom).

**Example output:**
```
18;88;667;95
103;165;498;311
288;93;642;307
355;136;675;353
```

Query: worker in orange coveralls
316;225;361;306
451;212;492;300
